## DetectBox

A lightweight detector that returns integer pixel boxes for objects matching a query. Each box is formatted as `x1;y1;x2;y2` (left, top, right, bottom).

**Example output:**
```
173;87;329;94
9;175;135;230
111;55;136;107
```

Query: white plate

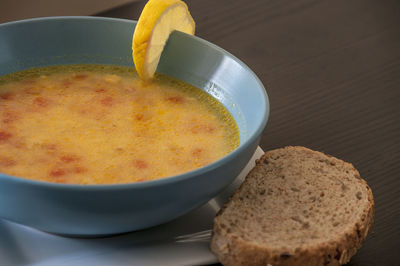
0;147;264;266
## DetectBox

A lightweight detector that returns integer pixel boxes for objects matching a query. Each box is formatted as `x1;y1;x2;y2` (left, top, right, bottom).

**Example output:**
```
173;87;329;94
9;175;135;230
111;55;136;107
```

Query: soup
0;65;239;184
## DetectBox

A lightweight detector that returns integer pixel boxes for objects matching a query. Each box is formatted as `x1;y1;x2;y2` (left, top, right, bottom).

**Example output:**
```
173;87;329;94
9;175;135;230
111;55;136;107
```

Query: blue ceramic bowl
0;17;269;236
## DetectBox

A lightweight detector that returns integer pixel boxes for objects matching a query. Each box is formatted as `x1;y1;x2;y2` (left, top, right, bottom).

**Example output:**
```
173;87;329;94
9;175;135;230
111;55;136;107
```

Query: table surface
98;0;400;265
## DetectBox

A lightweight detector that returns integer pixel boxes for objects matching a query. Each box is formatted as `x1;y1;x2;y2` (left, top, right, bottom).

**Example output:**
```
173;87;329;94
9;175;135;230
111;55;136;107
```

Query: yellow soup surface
0;65;239;184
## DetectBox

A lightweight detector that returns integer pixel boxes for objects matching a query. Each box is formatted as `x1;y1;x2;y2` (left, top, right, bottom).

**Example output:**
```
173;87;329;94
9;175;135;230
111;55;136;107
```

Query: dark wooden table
99;0;400;265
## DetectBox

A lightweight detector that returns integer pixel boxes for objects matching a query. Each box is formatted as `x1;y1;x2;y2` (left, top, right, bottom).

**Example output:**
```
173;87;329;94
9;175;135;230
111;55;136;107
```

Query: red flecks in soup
0;64;239;184
0;131;12;142
0;92;14;100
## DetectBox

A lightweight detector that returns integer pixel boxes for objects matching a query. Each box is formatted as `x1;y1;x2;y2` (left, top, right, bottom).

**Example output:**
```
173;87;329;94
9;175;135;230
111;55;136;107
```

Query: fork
174;230;212;243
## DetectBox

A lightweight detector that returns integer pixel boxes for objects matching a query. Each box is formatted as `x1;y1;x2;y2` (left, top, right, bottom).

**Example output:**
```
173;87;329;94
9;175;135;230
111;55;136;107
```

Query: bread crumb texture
211;146;374;266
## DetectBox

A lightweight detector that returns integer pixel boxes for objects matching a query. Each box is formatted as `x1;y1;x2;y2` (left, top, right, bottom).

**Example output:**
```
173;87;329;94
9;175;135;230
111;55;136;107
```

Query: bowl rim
0;16;270;190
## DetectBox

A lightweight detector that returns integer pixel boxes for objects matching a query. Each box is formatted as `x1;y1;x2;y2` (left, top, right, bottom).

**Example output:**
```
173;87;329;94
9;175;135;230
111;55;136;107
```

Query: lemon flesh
132;0;195;81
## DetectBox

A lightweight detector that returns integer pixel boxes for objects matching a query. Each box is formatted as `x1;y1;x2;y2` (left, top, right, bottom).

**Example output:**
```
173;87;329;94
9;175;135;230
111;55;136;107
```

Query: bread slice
210;146;374;266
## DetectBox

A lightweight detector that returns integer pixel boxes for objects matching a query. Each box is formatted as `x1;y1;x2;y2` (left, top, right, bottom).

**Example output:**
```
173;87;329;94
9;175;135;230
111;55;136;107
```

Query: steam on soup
0;65;239;184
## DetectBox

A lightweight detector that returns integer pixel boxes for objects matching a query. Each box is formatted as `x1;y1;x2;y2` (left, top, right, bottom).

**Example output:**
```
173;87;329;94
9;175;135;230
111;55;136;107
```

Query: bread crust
210;146;374;266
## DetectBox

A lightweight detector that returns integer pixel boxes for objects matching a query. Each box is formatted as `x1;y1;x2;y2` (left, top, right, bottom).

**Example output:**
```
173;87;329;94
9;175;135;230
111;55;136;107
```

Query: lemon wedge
132;0;195;81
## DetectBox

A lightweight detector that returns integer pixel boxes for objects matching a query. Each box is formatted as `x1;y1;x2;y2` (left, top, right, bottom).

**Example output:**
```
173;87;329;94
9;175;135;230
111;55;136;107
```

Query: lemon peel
132;0;195;81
